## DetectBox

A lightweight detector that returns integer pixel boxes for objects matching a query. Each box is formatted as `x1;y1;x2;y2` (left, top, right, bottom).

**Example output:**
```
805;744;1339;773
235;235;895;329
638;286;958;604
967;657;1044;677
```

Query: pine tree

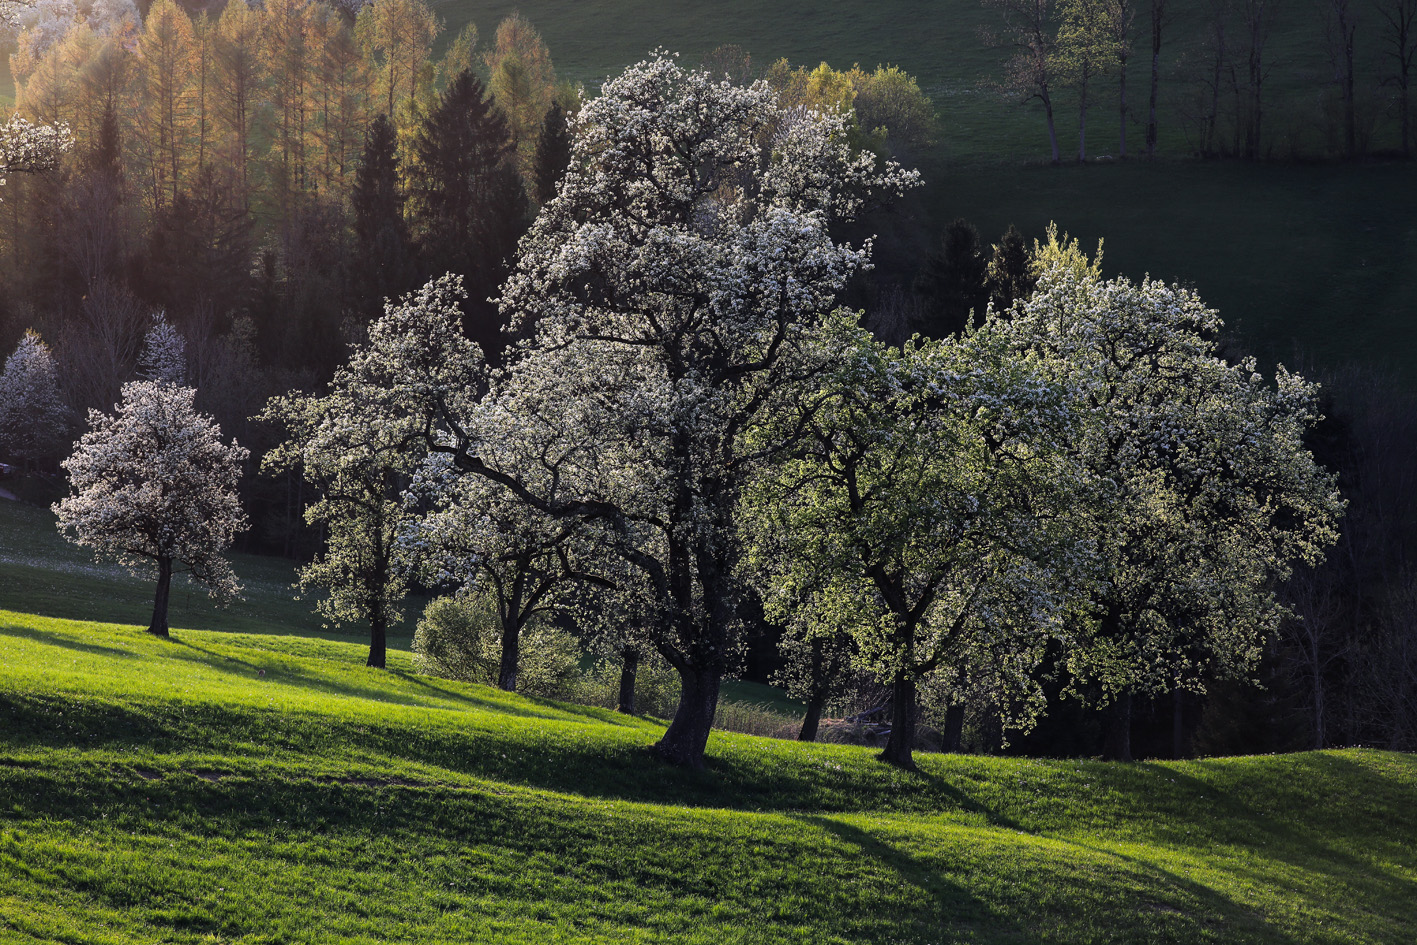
350;113;414;315
531;101;570;206
406;69;527;358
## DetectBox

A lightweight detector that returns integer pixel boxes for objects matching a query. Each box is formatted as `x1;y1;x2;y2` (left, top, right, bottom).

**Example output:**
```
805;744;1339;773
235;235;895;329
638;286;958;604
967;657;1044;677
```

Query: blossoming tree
1002;231;1345;760
745;315;1093;768
54;381;249;637
354;54;916;766
0;329;70;469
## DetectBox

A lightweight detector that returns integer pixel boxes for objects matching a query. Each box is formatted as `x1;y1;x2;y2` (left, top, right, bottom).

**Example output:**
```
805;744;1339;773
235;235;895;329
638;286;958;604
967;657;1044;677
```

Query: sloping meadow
1;612;1413;944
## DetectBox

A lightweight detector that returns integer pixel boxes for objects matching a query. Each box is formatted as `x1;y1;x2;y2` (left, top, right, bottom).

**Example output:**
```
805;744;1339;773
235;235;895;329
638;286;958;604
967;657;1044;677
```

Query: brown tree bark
149;556;174;637
617;648;639;715
798;693;827;742
652;665;721;767
878;674;919;769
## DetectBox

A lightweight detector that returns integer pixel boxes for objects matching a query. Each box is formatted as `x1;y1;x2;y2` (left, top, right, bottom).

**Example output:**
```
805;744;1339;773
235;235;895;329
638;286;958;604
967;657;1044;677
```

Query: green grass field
2;605;1414;944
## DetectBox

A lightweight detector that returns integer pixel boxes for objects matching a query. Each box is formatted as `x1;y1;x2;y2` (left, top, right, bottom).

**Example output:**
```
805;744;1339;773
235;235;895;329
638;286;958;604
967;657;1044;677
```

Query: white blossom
54;381;249;635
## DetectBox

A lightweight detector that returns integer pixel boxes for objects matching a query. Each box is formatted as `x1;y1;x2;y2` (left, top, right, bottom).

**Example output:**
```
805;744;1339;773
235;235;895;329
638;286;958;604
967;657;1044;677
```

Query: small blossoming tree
55;381;249;637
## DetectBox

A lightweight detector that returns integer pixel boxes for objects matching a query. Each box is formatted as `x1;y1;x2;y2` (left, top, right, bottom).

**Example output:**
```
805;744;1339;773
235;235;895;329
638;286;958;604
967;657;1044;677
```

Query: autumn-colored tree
483;13;556;187
355;0;438;122
213;0;265;202
134;0;196;210
262;0;316;198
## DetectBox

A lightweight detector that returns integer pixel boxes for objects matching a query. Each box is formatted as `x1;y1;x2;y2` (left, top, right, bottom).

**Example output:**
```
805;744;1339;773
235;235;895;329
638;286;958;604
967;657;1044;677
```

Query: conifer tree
406;68;525;356
531;101;570;206
350;113;414;315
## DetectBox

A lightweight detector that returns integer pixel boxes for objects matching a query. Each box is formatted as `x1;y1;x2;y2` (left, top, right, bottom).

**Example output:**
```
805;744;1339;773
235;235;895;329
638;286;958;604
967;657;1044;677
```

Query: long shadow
151;639;572;721
1119;754;1417;928
795;814;1015;943
0;768;1012;943
1;623;137;658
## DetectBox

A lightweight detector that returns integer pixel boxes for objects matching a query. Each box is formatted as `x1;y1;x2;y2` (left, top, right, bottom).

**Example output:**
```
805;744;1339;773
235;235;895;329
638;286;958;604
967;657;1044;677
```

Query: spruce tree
407;69;528;359
532;102;571;206
350;114;414;317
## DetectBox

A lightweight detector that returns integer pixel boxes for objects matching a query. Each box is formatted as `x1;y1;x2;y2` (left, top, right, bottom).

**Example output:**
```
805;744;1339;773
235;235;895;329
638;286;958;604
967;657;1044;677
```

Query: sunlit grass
2;607;1414;944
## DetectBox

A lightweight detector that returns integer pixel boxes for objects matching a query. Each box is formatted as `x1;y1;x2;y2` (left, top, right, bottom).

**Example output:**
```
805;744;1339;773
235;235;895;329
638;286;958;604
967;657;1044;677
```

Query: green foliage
1003;232;1345;727
413;594;583;699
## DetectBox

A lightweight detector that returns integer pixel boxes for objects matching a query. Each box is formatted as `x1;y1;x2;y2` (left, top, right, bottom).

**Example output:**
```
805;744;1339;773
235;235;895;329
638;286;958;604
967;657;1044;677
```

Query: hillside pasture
1;609;1415;944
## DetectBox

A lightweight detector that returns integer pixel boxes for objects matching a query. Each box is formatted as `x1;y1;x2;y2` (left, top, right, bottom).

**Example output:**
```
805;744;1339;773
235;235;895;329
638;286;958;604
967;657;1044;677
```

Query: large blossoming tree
1003;232;1345;760
354;54;916;766
55;381;249;637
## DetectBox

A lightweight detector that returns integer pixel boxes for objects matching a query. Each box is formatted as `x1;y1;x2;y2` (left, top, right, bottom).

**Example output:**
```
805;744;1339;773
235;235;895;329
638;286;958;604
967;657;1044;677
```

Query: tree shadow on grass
795;814;1018;944
0;622;137;658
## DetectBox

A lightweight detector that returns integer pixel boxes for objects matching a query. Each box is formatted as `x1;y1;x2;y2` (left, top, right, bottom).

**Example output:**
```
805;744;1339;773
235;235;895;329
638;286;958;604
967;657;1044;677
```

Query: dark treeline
984;0;1417;161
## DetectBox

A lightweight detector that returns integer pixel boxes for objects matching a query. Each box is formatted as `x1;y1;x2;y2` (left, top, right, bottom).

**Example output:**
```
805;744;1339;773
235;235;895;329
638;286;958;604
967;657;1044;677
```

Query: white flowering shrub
0;329;71;468
54;381;249;637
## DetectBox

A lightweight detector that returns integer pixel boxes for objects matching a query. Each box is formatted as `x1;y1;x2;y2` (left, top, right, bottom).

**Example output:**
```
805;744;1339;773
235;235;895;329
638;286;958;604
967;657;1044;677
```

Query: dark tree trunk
498;619;520;692
367;611;387;669
149;556;173;638
1103;691;1134;761
1172;688;1188;759
878;673;918;769
1043;93;1061;164
652;664;721;767
1118;54;1130;158
798;692;827;742
1146;2;1163;156
617;648;639;715
942;703;966;753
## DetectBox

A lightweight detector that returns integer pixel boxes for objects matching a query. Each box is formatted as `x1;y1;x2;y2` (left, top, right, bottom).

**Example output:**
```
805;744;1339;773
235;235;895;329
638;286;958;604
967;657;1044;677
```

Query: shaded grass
0;497;413;642
1;610;1415;943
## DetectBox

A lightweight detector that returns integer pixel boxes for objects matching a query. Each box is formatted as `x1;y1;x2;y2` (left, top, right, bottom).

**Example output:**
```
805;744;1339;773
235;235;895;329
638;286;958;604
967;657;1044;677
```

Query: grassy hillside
2;607;1415;944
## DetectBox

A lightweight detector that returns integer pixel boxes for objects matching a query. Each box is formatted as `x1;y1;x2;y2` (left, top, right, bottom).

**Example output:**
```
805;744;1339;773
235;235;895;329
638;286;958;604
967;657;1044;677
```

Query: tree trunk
1146;4;1162;156
498;619;520;692
1118;55;1129;158
617;648;639;715
878;673;918;769
942;703;966;753
367;611;387;669
1044;94;1062;164
1078;78;1090;162
149;556;173;638
652;664;721;767
1171;688;1188;759
798;692;827;742
1103;691;1133;761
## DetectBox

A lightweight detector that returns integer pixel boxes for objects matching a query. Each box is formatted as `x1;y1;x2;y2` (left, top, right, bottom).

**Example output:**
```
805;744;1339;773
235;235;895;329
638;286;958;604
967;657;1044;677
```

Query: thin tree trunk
1044;93;1062;164
1078;77;1091;161
1146;3;1163;156
798;693;826;742
1172;688;1187;759
1103;691;1133;761
652;664;721;767
1119;55;1130;157
617;648;639;715
879;673;918;769
942;703;966;753
149;556;173;638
